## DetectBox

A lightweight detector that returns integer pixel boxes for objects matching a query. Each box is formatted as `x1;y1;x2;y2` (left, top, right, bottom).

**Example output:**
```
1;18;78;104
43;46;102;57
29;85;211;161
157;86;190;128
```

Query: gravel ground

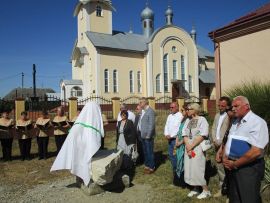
0;177;155;203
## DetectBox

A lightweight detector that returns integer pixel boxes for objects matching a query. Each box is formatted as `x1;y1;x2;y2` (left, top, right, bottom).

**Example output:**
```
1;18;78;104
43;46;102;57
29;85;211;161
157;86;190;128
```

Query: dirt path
0;177;155;203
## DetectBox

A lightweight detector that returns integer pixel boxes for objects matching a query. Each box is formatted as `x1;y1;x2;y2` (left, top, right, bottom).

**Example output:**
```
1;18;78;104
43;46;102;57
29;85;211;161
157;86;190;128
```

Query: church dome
165;6;173;16
141;6;154;20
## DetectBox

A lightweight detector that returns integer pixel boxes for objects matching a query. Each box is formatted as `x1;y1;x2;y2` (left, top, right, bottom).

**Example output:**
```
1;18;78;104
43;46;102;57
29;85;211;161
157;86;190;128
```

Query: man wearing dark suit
134;104;144;164
139;98;156;174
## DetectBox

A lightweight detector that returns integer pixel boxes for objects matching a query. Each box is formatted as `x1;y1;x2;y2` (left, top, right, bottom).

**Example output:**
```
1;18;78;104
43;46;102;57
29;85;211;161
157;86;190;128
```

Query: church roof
85;29;213;57
197;44;214;59
61;80;83;86
86;31;148;52
199;69;215;84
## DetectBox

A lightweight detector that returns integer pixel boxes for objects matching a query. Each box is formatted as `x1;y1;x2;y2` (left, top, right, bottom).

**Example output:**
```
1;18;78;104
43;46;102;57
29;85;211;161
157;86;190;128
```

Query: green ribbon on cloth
69;122;103;137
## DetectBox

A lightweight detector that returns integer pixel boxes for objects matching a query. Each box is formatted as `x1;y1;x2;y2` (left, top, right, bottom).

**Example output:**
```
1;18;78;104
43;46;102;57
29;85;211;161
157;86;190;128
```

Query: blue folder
229;138;251;159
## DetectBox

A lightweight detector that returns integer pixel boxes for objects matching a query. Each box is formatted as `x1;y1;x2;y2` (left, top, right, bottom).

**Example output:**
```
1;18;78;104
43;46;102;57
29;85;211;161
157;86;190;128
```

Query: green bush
225;80;270;155
225;80;270;124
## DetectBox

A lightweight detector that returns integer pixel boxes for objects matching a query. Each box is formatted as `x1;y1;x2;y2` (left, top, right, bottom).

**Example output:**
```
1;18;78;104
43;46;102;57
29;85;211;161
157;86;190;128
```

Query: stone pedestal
77;149;131;196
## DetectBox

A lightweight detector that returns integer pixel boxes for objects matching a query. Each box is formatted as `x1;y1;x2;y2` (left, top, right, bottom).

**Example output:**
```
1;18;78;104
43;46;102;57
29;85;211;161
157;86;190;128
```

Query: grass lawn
0;114;269;202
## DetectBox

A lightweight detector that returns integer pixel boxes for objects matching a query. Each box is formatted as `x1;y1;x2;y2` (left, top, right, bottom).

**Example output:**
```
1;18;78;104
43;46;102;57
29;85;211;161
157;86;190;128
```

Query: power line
0;73;21;82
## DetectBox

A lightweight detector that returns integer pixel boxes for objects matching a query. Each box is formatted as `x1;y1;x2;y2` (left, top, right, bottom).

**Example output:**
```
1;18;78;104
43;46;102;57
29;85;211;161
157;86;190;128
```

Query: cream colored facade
220;29;270;92
62;0;215;100
209;3;270;99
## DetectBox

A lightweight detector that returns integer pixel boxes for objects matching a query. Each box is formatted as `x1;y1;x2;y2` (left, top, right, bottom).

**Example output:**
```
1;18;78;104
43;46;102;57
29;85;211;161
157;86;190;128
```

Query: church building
61;0;215;101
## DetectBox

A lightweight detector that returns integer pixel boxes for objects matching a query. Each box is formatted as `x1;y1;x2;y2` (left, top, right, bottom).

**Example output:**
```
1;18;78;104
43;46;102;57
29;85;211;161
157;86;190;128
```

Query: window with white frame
181;55;185;80
96;5;102;17
156;74;161;92
189;75;193;93
163;54;169;92
70;86;83;97
104;69;109;93
137;71;142;93
173;60;177;80
129;71;134;93
113;69;118;93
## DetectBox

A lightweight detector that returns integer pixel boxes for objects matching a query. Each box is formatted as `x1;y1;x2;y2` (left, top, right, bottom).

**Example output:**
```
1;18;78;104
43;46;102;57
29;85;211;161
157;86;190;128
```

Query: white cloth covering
50;102;104;186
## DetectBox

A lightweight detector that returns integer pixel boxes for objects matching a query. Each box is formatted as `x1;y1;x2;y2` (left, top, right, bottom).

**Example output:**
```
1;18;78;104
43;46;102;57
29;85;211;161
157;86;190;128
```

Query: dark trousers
168;138;177;171
0;138;13;161
228;159;265;203
142;138;155;170
136;132;144;164
37;137;49;159
55;134;67;154
18;138;32;160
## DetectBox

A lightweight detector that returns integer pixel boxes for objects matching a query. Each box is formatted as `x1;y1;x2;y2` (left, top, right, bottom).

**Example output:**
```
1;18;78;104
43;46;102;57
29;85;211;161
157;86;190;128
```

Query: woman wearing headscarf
50;102;104;186
182;103;211;199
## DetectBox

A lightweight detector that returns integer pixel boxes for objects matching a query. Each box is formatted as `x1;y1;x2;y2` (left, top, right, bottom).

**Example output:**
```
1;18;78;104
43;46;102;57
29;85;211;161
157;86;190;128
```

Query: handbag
200;139;212;151
131;146;139;162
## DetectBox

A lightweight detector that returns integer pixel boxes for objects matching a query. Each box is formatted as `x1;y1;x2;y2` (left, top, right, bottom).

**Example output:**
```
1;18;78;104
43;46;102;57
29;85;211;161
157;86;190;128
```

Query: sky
0;0;269;98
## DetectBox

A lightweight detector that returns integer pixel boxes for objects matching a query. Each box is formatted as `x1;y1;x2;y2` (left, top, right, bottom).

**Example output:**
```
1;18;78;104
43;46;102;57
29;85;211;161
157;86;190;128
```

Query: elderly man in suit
138;98;156;174
211;96;231;197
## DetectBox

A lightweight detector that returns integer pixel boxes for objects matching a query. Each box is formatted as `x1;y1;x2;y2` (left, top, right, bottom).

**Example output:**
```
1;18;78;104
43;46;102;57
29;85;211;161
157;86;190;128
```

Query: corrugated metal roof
199;69;215;84
86;31;148;52
86;30;213;57
197;45;214;58
62;80;83;85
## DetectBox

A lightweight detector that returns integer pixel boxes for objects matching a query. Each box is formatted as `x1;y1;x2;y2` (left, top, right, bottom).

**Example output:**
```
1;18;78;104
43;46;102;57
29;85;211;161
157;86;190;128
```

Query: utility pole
33;64;36;97
21;72;24;97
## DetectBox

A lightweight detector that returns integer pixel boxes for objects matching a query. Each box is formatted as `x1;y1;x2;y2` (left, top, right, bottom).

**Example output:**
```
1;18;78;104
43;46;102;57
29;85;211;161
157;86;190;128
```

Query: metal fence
0;99;15;119
25;96;68;121
78;96;113;119
120;96;141;112
155;96;173;116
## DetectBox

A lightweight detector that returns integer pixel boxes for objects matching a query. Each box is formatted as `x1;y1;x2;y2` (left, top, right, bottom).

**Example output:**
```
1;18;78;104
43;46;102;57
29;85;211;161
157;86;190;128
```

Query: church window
156;74;161;93
189;75;193;93
104;69;109;93
70;86;82;97
137;71;142;93
113;70;118;93
163;54;169;92
172;46;177;53
149;21;153;28
173;60;177;80
144;21;147;28
129;71;134;93
96;5;102;17
181;55;185;80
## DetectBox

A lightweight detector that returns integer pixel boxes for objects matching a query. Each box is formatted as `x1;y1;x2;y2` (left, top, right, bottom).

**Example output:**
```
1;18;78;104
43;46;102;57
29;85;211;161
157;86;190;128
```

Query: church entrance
171;80;188;101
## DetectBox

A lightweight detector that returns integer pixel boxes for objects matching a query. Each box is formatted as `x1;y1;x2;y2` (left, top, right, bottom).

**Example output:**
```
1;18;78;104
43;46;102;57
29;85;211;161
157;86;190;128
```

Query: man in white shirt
117;103;135;123
211;96;231;197
164;102;183;175
222;96;269;203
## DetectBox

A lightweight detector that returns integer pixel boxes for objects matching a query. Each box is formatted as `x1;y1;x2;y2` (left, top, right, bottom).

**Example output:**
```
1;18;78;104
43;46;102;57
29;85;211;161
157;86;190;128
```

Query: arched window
96;5;102;17
70;86;82;97
181;55;185;80
137;71;142;93
113;70;118;93
163;54;169;92
156;74;161;93
129;71;134;93
104;69;109;93
189;75;193;93
173;60;177;80
144;21;147;28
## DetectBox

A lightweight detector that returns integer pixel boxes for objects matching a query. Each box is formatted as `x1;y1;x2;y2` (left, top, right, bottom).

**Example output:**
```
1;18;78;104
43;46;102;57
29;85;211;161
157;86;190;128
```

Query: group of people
0;106;80;161
163;96;268;202
1;95;269;202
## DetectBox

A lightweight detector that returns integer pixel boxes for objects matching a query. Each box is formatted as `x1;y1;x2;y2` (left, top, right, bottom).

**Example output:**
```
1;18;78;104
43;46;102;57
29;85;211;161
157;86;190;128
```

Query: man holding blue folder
223;96;269;203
